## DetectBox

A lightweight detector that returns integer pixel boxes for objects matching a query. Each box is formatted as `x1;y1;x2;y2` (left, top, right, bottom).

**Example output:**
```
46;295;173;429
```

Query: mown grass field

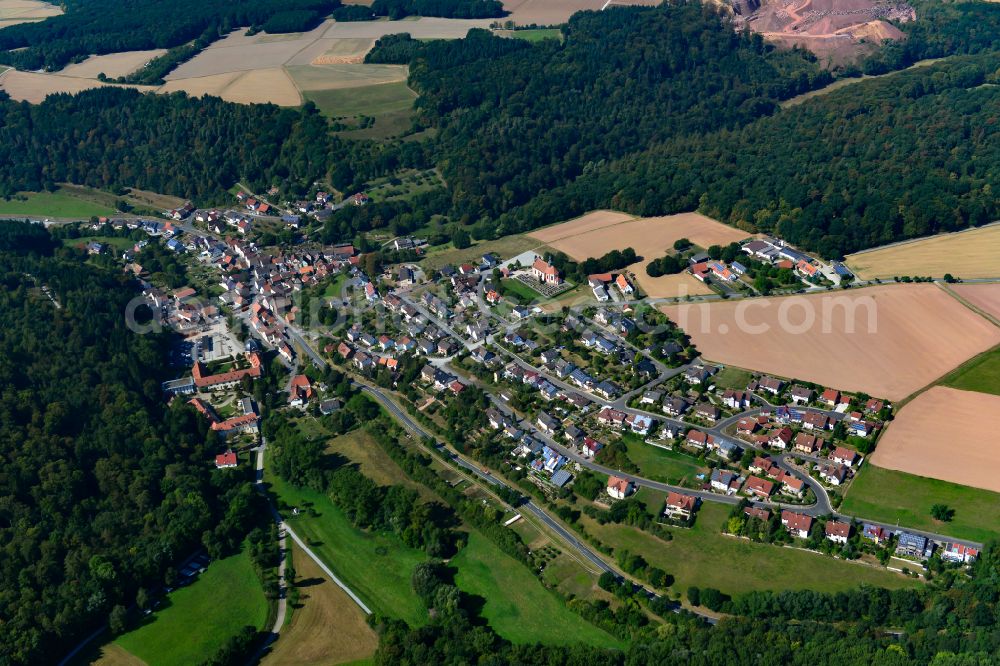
624;438;707;486
0;189;115;218
582;503;920;597
421;234;540;270
451;532;622;648
505;28;562;42
114;548;269;666
265;453;429;626
305;81;416;118
841;464;1000;543
501;277;545;302
711;366;753;391
262;543;378;666
938;346;1000;396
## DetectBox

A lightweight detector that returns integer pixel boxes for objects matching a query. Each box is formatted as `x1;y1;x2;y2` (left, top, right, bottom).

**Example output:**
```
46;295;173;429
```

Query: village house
830;446;859;467
819;464;848;486
710;468;740;494
803;412;831;431
215;450;238;469
625;413;653;435
615;273;634;295
693;403;720;422
745;506;771;522
825;520;852;544
779;473;805;497
793;432;823;455
749;456;781;479
744;476;775;499
942;542;979;564
722;389;751;410
537;411;560;434
663;396;691;417
685;429;712;449
820;388;841;407
896;532;930;559
581;437;603;458
289;374;313;407
597;407;627;428
790;385;813;404
607;476;635;500
862;523;890;545
757;376;784;395
736;416;762;435
663;492;698;521
781;511;813;539
768;427;793;450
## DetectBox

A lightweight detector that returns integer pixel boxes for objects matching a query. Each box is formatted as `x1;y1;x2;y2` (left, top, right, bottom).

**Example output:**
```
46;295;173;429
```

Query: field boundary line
282;522;374;615
846;219;1000;258
938;282;1000;329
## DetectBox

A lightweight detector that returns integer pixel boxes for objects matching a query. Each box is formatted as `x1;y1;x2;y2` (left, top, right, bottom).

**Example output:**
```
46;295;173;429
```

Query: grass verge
582;503;920;597
841;463;1000;543
451;532;622;648
265;451;429;626
938;345;1000;396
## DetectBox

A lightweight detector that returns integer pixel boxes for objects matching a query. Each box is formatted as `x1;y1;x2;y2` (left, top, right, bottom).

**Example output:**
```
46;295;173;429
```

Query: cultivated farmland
845;224;1000;280
0;0;60;28
951;282;1000;323
661;284;1000;401
869;386;1000;492
629;268;713;298
530;211;751;262
501;0;606;24
59;50;167;79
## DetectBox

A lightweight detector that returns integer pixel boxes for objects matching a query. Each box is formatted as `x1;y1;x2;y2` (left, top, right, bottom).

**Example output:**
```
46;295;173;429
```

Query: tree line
0;223;263;664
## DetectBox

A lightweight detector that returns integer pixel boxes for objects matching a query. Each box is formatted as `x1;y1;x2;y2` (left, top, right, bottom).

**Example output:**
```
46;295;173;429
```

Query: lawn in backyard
623;435;707;486
265;452;429;626
938;346;1000;396
451;531;622;648
501;277;546;303
113;548;269;666
582;503;920;597
711;366;753;391
62;235;136;252
841;464;1000;543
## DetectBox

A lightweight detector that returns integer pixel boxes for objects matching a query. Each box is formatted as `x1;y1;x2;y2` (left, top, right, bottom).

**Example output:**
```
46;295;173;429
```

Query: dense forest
511;52;1000;257
400;4;832;229
0;0;336;71
0;223;261;664
0;87;427;202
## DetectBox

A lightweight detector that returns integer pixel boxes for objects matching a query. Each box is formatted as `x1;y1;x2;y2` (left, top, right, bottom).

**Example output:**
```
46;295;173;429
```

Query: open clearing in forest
0;0;60;27
113;549;269;666
530;211;751;262
661;284;1000;401
950;283;1000;323
59;50;167;79
845;224;1000;280
869;386;1000;492
262;543;378;666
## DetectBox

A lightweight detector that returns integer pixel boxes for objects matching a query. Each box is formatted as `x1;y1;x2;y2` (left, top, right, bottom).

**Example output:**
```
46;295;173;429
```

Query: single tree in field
930;504;955;522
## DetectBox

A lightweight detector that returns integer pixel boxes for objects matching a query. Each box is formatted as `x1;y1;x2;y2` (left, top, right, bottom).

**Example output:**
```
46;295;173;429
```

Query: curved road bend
357;384;718;622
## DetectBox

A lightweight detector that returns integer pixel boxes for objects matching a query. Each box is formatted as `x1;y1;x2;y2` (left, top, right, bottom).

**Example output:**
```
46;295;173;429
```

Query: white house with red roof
607;476;635;500
215;450;238;469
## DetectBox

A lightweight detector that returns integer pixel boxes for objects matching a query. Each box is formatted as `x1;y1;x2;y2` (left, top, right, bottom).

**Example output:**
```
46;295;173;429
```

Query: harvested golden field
870;387;1000;492
529;210;635;243
951;283;1000;323
661;284;1000;401
502;0;605;24
845;224;1000;280
309;38;374;64
0;70;153;103
530;211;751;262
0;0;60;27
59;50;166;79
262;543;377;666
628;266;713;298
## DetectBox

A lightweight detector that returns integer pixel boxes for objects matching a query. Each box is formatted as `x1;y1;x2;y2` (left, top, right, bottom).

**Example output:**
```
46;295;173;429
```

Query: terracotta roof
825;521;851;538
781;510;813;533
